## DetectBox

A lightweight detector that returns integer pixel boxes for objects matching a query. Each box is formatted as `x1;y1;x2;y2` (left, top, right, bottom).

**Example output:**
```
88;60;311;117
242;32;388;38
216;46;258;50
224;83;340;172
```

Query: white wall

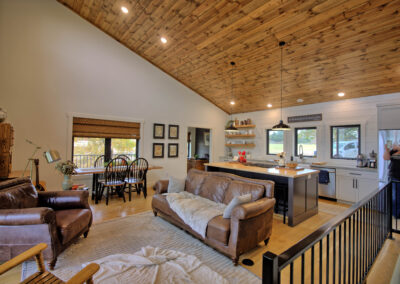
0;0;227;189
232;93;400;166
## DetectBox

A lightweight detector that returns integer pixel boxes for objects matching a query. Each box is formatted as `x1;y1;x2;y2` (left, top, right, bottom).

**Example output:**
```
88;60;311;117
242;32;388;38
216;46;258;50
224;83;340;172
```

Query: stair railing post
263;251;279;284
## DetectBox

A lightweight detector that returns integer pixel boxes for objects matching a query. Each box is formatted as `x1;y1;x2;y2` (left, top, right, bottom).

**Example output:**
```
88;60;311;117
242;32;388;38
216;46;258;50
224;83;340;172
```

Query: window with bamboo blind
72;117;140;168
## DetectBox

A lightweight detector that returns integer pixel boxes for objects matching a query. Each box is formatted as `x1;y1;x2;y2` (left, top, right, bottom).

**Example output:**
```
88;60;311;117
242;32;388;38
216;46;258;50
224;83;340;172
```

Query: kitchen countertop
205;162;319;178
219;157;378;173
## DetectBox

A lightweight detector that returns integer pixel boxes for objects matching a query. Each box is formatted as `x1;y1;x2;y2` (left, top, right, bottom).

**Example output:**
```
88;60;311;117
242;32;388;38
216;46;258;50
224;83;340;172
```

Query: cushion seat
206;216;230;245
55;209;91;244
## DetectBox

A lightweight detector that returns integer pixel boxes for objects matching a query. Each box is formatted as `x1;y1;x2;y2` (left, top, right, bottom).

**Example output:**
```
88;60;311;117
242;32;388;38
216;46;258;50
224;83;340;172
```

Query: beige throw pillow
223;193;252;218
167;177;185;193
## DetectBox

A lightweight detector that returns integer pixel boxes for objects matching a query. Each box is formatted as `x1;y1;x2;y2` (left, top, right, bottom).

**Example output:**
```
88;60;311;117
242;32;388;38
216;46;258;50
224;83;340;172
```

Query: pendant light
272;41;291;131
225;61;239;132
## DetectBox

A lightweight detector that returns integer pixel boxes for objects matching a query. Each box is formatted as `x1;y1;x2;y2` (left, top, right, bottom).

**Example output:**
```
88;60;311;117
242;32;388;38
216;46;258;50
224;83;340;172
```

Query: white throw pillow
223;193;252;219
167;177;185;193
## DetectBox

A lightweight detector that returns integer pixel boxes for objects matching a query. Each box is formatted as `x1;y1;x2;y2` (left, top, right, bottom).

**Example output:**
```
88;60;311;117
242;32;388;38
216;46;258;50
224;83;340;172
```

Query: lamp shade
44;150;61;163
272;120;291;131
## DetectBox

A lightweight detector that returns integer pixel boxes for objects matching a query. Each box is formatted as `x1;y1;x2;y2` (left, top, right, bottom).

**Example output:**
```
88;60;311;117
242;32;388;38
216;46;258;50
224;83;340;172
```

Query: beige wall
0;0;227;189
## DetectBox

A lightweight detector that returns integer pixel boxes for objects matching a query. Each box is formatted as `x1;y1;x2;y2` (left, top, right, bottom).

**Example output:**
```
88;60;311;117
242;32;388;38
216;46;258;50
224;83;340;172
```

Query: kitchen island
205;162;320;226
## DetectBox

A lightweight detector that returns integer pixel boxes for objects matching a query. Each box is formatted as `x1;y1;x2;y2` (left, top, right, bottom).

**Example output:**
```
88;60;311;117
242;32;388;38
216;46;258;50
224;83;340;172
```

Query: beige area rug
23;211;260;283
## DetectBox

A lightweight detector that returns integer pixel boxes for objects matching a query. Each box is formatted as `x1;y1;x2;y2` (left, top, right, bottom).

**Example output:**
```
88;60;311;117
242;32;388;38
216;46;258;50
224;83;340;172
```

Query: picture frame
168;143;179;158
153;123;165;139
152;143;164;158
168;124;179;139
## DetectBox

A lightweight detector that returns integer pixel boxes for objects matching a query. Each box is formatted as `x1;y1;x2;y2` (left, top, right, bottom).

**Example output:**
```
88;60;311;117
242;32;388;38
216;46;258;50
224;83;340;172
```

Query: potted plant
55;160;77;190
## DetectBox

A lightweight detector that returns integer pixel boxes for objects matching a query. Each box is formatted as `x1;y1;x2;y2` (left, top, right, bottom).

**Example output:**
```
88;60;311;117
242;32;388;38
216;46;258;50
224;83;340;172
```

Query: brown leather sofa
152;169;275;264
0;177;92;269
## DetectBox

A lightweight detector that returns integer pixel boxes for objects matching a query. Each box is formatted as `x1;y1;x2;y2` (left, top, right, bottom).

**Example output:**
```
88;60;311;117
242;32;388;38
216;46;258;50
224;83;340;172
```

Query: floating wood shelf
225;134;256;138
225;143;255;148
234;125;256;129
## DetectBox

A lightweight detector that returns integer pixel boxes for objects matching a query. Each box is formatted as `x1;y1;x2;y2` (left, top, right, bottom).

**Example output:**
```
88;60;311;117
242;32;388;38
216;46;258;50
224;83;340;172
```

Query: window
331;125;360;159
266;129;284;155
72;117;140;168
295;127;317;157
73;138;138;168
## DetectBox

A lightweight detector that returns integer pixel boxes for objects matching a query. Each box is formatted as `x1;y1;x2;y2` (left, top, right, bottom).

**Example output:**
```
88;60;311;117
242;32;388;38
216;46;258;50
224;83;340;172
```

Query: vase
62;175;73;190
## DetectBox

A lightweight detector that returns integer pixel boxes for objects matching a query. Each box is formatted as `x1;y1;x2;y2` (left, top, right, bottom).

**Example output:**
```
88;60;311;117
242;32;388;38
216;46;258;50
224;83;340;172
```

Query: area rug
22;211;260;283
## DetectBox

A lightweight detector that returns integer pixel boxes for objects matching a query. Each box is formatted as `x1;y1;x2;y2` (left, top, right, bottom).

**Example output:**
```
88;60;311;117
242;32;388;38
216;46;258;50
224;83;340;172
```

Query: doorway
187;127;211;172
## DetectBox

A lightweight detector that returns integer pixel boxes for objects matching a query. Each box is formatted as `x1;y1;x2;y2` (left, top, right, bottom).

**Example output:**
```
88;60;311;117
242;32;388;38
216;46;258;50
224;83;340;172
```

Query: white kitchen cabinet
336;169;379;203
337;175;358;202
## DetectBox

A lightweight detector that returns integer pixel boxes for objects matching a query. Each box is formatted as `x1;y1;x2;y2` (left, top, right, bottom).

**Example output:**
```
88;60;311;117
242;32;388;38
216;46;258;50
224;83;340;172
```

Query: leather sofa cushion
55;209;91;245
0;182;38;209
185;170;207;195
223;180;265;205
198;176;230;203
206;215;230;245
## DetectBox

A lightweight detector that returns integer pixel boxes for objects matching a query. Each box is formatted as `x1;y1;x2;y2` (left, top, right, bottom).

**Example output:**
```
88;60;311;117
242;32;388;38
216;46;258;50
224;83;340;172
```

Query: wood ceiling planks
57;0;400;113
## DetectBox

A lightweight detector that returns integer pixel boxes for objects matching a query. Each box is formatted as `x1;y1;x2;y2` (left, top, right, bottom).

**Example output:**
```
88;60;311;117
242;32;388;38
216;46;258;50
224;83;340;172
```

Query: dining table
74;165;163;203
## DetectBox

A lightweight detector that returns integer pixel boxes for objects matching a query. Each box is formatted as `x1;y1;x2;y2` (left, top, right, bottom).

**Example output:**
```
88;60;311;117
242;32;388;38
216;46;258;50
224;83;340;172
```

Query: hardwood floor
1;188;397;283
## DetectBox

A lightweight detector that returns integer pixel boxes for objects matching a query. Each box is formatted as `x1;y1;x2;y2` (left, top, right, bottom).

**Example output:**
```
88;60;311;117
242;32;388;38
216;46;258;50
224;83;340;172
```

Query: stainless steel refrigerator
378;129;400;182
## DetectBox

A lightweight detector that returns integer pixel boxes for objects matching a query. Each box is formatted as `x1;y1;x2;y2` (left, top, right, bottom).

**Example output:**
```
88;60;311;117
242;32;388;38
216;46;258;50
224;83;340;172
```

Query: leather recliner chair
0;177;92;269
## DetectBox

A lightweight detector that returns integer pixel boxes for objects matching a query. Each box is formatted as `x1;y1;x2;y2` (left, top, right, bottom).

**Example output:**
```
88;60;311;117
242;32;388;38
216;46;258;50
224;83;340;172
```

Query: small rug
22;211;260;283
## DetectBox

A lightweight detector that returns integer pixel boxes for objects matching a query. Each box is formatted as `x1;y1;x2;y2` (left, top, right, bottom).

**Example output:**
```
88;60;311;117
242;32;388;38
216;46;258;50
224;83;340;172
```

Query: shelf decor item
168;143;179;158
55;160;77;190
153;123;165;139
168;124;179;139
153;143;164;158
272;41;291;131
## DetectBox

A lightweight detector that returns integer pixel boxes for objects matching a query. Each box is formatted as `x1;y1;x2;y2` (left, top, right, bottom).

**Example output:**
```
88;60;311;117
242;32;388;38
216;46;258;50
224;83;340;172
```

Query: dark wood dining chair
117;154;131;161
92;155;105;202
99;157;128;205
125;158;148;201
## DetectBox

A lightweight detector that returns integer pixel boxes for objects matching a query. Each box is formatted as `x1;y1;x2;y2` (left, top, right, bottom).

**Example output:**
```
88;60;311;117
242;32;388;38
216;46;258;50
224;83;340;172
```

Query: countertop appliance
356;154;365;167
311;166;336;200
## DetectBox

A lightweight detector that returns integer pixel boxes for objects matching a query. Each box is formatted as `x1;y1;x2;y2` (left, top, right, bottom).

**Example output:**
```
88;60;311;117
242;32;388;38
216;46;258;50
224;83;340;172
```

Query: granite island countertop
204;162;319;178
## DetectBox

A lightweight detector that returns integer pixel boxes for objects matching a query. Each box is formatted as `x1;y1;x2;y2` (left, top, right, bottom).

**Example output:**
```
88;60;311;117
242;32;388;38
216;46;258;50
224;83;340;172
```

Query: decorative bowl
286;162;298;169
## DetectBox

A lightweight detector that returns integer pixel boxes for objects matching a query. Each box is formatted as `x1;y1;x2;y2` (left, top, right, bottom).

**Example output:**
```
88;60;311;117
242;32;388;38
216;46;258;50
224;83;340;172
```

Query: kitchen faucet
299;144;304;160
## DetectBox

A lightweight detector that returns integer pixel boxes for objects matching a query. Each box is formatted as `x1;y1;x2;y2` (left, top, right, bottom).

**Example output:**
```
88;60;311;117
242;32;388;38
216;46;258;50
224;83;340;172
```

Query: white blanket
166;191;226;238
84;246;228;284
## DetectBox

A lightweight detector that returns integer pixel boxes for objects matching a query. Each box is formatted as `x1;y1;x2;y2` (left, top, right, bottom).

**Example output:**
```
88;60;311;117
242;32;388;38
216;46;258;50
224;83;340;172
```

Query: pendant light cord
280;44;283;121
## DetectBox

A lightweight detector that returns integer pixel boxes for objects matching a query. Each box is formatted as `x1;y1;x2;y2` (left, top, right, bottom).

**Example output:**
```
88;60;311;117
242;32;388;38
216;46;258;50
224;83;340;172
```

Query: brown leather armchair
0;178;92;269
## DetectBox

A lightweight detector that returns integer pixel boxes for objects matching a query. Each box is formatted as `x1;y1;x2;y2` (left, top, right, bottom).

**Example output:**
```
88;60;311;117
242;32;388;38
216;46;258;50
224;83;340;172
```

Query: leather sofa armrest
0;207;56;225
38;190;90;210
231;198;275;220
154;180;169;194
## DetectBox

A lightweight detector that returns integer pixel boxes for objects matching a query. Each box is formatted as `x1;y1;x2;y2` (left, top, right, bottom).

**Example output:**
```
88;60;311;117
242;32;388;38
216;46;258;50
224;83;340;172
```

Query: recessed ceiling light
160;37;167;44
297;98;304;103
338;92;345;97
267;104;272;108
121;6;128;14
230;101;235;105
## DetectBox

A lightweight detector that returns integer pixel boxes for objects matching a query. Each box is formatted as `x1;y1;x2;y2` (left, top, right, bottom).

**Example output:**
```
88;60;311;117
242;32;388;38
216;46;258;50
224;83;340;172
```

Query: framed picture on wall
152;143;164;158
153;123;165;139
168;143;179;158
168;124;179;139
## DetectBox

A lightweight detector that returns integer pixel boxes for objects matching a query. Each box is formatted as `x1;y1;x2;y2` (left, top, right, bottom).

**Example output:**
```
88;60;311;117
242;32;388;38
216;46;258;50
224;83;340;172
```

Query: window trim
266;129;284;155
294;127;317;157
330;124;361;160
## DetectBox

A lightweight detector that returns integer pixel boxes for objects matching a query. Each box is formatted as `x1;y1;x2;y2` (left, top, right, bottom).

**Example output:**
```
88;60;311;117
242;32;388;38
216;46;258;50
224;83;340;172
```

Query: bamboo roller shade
73;117;140;139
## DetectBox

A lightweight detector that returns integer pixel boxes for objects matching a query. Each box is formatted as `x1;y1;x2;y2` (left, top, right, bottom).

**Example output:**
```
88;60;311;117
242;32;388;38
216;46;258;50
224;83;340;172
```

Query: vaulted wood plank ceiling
58;0;400;114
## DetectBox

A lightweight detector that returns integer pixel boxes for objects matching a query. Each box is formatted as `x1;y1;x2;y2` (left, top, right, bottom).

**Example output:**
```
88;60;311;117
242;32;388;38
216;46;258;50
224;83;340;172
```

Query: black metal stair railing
263;181;398;284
